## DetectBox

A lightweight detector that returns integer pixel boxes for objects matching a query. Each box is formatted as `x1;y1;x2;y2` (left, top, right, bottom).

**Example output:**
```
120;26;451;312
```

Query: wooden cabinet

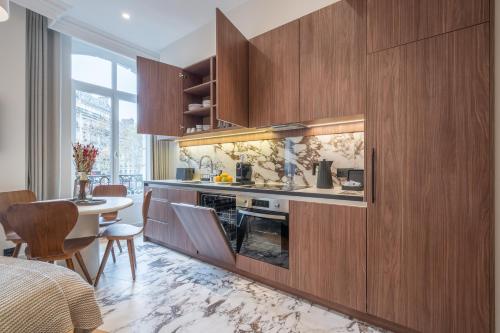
144;185;198;255
137;57;183;136
299;0;366;123
367;0;489;53
249;21;300;128
216;9;249;127
366;24;491;332
289;201;366;312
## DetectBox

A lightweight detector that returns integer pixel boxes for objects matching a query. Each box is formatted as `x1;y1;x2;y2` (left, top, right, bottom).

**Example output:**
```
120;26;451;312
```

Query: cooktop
239;183;309;191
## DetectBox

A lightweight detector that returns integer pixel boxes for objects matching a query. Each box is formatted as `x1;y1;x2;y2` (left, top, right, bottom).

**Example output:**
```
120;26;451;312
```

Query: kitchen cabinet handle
238;210;287;221
371;148;376;203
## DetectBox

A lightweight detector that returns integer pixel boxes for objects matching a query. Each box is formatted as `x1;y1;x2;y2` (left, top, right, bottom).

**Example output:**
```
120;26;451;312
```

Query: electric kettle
312;159;334;189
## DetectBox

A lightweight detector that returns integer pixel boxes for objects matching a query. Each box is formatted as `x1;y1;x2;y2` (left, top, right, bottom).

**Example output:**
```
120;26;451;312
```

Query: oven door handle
238;210;287;221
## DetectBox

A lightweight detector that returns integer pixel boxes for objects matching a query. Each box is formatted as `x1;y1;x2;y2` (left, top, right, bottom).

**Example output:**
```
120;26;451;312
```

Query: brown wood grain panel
290;201;366;312
249;20;300;127
299;0;366;122
216;9;249;127
236;255;290;286
367;24;491;332
171;203;236;266
367;0;490;53
137;57;183;136
143;185;197;255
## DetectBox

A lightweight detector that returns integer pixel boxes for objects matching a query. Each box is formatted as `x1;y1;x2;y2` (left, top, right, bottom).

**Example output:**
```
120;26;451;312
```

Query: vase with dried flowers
72;143;99;201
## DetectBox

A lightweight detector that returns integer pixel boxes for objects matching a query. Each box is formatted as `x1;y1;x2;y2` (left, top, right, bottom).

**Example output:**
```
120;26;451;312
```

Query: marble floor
95;238;388;333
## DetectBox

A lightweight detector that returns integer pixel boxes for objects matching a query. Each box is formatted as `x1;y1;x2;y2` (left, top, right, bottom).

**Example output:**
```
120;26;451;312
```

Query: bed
0;256;103;333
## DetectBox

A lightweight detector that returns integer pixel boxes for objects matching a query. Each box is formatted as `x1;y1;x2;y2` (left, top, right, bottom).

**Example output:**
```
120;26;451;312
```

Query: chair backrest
7;201;78;259
0;190;37;235
142;190;153;228
92;185;127;197
93;185;127;220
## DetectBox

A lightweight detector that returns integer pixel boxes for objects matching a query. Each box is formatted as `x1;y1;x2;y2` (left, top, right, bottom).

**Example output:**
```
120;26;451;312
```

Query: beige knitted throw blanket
0;256;103;333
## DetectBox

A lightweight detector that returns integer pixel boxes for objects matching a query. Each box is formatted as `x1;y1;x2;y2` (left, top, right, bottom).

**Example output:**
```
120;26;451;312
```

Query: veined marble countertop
145;180;366;208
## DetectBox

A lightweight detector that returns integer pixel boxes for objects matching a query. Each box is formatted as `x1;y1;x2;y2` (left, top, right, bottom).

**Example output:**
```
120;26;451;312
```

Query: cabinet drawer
144;218;171;245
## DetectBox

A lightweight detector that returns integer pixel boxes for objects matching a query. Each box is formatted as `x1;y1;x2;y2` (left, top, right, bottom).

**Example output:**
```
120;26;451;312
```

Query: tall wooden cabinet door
299;0;366;123
249;20;300;128
216;9;249;127
290;201;366;312
137;57;183;136
367;24;491;332
367;0;489;53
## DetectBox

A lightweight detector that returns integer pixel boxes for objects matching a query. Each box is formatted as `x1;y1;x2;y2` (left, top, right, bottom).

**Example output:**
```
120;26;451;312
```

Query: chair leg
126;239;136;281
94;240;114;287
12;243;22;258
75;252;93;285
65;258;75;270
111;246;116;263
131;238;137;268
116;240;123;253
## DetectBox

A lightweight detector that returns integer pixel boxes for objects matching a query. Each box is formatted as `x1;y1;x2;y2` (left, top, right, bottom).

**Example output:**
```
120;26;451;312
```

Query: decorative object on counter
176;167;195;181
72;143;99;201
313;159;334;189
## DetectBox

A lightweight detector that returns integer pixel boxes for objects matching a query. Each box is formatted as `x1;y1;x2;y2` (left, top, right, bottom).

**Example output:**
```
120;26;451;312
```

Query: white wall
0;3;26;252
160;0;340;67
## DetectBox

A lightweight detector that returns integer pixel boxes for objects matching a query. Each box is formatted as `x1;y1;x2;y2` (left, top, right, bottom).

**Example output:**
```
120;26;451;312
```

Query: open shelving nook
182;57;217;135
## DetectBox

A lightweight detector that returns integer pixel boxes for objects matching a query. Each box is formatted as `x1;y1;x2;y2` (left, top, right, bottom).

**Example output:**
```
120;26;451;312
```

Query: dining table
67;196;133;279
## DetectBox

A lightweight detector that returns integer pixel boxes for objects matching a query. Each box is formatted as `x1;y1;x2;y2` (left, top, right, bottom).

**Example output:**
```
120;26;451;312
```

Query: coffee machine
236;155;254;184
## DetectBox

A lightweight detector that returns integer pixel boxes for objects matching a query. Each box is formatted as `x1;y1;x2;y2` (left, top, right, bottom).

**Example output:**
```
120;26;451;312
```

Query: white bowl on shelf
188;104;203;111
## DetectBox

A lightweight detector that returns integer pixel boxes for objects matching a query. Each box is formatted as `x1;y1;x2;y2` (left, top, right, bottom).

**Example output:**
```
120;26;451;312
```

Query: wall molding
12;0;160;60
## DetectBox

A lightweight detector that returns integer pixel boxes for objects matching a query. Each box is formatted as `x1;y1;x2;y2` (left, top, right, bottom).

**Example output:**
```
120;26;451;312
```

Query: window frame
71;39;150;193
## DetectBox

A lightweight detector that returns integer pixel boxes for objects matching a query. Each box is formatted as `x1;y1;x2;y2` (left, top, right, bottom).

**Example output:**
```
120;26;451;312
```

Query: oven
236;195;289;269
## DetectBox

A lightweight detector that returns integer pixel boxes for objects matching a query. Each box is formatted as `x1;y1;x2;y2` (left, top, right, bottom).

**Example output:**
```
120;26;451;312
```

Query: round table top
77;197;134;216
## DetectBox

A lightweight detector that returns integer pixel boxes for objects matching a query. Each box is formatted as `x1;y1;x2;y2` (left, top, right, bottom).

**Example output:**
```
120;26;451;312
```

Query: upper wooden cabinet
299;0;366;123
367;0;489;53
216;9;249;128
290;201;366;312
366;24;491;332
137;57;183;136
249;20;300;128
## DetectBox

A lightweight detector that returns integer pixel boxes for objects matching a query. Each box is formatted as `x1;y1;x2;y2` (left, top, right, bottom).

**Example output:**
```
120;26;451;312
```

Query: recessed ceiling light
122;12;130;20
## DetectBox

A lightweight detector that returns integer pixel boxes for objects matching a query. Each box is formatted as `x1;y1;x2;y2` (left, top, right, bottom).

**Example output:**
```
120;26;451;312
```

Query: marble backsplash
176;132;364;187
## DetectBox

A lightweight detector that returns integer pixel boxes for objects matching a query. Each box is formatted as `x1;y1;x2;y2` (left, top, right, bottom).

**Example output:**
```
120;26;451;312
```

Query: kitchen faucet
199;155;216;181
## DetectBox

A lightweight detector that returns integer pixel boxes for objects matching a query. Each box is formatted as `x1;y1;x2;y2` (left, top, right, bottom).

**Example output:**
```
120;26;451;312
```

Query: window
71;39;149;195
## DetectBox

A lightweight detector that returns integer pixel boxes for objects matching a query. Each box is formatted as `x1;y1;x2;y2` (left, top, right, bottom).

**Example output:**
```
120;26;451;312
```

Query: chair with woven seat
0;190;37;257
93;184;127;261
6;200;94;284
94;190;152;287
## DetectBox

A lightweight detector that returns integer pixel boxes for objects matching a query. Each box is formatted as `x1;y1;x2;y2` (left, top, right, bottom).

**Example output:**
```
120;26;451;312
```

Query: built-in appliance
199;192;290;269
236;195;289;268
240;183;308;191
200;193;237;248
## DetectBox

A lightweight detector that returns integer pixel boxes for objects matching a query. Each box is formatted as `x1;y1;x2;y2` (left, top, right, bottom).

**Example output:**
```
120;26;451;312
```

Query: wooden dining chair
0;190;37;257
94;190;152;287
6;200;94;284
93;184;127;261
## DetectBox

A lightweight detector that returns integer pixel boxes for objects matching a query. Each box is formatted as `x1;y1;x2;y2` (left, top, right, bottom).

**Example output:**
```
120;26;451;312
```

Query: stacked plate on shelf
188;103;203;111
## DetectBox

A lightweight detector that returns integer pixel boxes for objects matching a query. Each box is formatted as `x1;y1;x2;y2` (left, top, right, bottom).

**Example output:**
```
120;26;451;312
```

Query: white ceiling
12;0;250;58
